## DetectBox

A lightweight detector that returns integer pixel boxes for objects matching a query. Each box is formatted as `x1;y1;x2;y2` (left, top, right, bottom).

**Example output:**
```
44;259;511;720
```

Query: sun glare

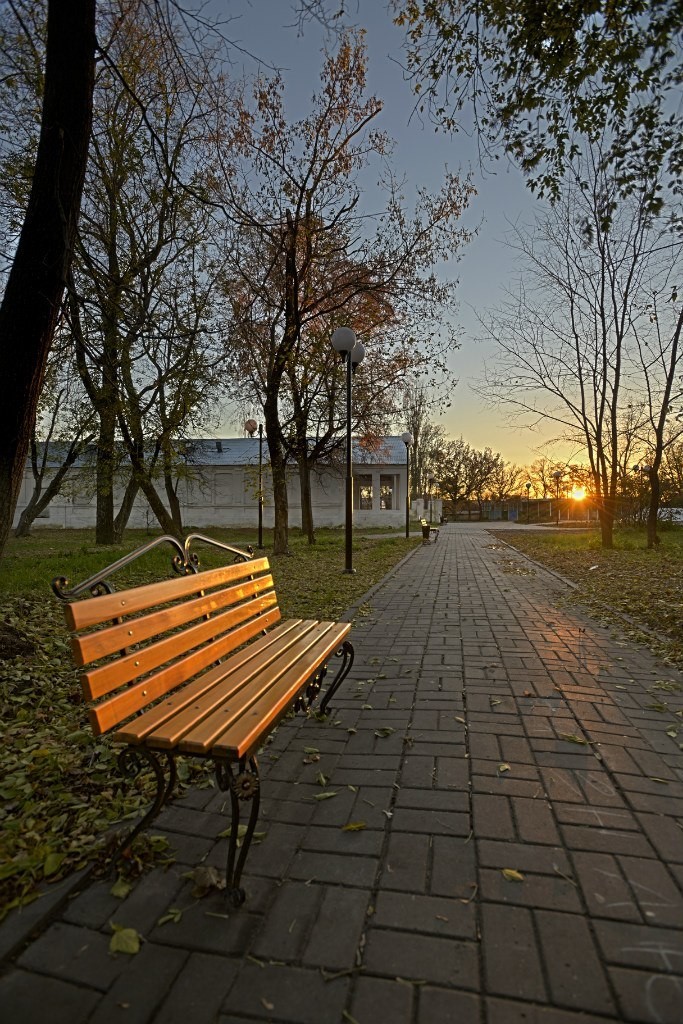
571;487;586;501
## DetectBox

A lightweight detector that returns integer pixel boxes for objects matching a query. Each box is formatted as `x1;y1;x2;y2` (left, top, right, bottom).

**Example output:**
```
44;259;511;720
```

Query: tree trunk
0;1;95;559
164;467;183;534
15;432;94;537
264;399;289;555
95;404;117;544
299;458;316;544
112;474;140;544
599;495;615;549
646;471;661;549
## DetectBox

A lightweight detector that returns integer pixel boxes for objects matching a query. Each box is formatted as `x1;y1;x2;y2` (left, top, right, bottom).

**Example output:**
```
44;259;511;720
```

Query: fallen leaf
341;821;367;832
558;733;588;745
498;763;511;774
502;868;524;882
157;907;183;926
374;727;395;738
110;877;133;900
109;923;141;955
303;747;320;754
314;791;338;800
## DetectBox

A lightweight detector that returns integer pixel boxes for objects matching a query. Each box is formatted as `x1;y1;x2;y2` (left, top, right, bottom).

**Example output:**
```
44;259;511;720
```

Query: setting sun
571;487;586;500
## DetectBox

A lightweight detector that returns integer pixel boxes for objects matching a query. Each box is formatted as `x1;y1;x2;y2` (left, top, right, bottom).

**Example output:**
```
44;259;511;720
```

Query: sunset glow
571;487;586;500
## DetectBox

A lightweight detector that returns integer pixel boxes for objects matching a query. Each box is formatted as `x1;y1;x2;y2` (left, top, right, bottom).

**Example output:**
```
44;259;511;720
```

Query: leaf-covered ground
497;525;683;667
0;527;419;917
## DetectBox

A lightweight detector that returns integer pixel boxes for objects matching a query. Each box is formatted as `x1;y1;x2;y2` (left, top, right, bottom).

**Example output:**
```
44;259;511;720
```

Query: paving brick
372;890;476;939
380;832;429;892
363;928;478;988
149;892;260;956
430;835;477;898
417;986;481;1024
487;996;614;1023
394;787;468;811
390;806;470;836
348;974;414;1022
553;802;638;829
477;839;571;875
560;823;656;857
301;823;384;856
17;922;126;991
594;918;683;973
609;965;683;1024
481;903;546;1000
512;797;561;844
618;856;683;927
289;849;377;887
535;910;616;1014
251;880;320;961
572;850;641;922
479;868;582;912
224;963;349;1024
472;794;514;839
635;812;683;862
150;952;239;1024
89;942;188;1024
435;757;469;789
0;968;100;1023
303;886;369;969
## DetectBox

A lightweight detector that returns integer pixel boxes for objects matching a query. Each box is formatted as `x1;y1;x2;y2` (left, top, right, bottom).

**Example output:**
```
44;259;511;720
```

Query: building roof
31;436;409;469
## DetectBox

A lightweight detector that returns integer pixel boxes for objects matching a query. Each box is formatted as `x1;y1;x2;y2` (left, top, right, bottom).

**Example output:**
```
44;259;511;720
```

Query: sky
220;0;558;467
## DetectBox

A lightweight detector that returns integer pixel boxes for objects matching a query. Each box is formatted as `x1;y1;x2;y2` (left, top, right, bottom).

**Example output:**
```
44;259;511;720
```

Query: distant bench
53;535;354;905
420;518;439;543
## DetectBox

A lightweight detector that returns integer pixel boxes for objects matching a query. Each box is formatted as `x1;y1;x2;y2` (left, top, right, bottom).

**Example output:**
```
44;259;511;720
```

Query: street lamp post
552;471;562;526
428;476;435;524
525;481;531;523
401;431;413;539
331;327;366;574
257;423;264;549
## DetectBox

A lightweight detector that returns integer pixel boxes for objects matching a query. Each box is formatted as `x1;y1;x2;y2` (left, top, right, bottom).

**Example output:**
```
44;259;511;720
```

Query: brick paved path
2;524;682;1023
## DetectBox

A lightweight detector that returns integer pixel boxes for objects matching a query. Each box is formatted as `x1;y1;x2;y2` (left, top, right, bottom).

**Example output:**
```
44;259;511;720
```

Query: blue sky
221;0;556;466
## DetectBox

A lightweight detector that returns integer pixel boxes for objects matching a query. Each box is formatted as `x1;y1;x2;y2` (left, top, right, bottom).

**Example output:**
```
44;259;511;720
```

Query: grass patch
0;526;419;917
499;526;683;667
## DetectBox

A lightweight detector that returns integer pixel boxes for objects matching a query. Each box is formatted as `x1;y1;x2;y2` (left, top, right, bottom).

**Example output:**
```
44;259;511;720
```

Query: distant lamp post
331;326;366;573
428;476;435;524
244;419;264;548
552;471;563;526
632;463;651;523
525;481;531;523
401;431;413;539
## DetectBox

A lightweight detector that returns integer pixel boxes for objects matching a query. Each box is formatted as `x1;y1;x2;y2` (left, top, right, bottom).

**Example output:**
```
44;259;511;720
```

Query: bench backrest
63;558;280;736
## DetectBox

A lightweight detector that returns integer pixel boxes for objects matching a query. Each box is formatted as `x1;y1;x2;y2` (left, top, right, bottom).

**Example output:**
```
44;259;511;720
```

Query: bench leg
110;747;177;865
215;756;261;906
319;640;355;715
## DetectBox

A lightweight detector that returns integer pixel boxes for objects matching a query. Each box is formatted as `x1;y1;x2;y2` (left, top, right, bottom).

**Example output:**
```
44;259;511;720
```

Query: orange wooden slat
72;575;274;667
138;621;323;748
81;591;277;700
204;622;351;759
64;558;270;631
179;621;350;757
111;618;306;743
91;607;284;736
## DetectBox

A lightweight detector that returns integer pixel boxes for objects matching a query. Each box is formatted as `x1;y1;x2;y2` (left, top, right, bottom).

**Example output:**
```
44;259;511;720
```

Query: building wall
13;461;414;530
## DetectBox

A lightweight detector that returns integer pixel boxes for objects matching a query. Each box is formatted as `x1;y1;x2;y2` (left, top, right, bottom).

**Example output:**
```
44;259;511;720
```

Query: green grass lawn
499;525;683;668
0;526;420;918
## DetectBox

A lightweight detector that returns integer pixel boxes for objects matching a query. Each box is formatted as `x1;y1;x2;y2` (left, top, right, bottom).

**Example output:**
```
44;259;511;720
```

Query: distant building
14;436;436;531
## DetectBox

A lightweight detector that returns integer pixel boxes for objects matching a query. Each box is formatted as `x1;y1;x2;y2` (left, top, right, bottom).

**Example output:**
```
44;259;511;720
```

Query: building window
380;475;395;510
356;474;373;510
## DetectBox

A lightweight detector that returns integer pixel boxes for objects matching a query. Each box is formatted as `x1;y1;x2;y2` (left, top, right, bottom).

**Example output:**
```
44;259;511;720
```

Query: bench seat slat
82;591;278;699
113;619;318;746
73;575;275;666
65;558;269;631
90;607;283;735
204;621;352;760
168;620;337;754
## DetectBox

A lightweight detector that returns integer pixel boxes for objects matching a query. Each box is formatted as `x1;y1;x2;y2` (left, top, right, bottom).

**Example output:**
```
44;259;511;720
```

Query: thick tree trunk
299;458;316;544
0;1;95;558
112;474;140;544
95;404;118;544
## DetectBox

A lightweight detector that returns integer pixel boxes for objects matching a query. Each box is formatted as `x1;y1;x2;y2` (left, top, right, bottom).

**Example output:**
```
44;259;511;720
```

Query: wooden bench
420;518;439;543
52;534;354;905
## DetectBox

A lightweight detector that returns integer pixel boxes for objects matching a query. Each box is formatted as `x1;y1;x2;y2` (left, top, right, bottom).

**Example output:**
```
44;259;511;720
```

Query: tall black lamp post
525;481;531;523
257;423;264;548
428;476;435;524
331;326;366;574
401;431;413;539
